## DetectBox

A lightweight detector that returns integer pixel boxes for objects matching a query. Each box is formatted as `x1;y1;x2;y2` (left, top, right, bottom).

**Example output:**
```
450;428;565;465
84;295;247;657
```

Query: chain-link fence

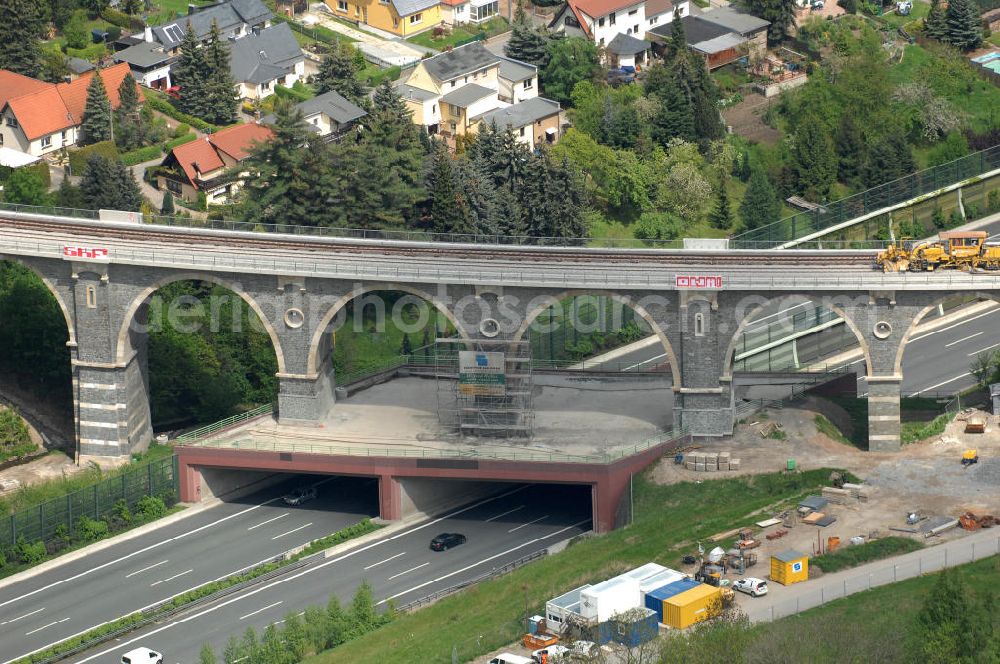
744;535;1000;624
2;455;178;549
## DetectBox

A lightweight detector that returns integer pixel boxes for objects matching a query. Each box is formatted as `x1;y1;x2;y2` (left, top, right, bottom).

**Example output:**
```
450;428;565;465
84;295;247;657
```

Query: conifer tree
739;167;781;231
709;182;733;230
172;23;208;119
944;0;983;50
115;74;145;150
80;72;112;146
0;0;42;77
505;2;550;68
924;0;948;40
423;143;465;233
835;113;865;186
792;115;836;200
315;40;366;104
453;155;501;235
203;21;237;125
81;155;143;211
161;191;175;215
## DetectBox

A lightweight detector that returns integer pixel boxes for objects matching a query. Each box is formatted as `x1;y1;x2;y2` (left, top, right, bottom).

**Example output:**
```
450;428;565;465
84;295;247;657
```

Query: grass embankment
817;396;955;448
812;536;924;573
307;468;843;664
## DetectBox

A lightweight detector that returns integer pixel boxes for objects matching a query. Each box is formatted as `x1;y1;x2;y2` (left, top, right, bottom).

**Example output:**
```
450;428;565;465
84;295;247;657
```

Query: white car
569;641;599;659
121;647;163;664
733;577;769;597
532;644;570;662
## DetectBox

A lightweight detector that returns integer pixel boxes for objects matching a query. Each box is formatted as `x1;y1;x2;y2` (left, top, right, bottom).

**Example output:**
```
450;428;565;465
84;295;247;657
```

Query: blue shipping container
595;608;660;647
643;578;701;623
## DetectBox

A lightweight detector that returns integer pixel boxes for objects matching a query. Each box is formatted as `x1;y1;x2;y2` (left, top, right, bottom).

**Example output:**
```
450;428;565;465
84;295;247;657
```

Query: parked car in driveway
733;577;768;597
429;532;467;551
282;486;317;506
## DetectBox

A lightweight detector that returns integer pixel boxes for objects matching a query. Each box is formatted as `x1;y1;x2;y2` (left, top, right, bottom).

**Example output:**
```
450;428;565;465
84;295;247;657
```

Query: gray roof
152;0;272;49
691;32;746;54
440;83;495;107
698;6;770;34
113;41;173;69
798;495;828;511
497;56;536;83
474;96;560;129
422;42;499;83
649;15;730;45
394;82;438;102
607;32;650;56
66;57;95;74
297;90;366;124
390;0;440;17
228;22;303;85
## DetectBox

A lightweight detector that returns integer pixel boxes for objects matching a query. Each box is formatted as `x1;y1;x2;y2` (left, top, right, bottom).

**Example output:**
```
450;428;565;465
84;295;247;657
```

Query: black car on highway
430;533;467;551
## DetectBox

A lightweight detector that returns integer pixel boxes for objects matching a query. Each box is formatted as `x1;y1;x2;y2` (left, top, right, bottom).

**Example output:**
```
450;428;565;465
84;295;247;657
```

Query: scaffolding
435;336;534;439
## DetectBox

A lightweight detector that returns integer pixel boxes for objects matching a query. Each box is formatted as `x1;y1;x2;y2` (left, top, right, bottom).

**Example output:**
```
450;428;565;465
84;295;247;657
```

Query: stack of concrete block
730;458;741;471
718;452;731;471
705;452;718;471
841;482;871;502
684;452;740;472
822;487;851;504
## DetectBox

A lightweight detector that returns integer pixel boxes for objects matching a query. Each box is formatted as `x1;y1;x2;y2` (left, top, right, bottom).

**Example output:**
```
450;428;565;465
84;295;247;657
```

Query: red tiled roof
440;0;467;6
170;137;226;184
645;0;674;17
56;63;144;125
167;123;273;187
209;122;273;161
0;70;51;109
0;64;144;141
569;0;641;20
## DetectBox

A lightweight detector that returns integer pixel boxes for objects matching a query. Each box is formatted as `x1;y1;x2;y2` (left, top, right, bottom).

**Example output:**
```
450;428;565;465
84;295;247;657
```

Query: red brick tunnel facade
176;438;688;533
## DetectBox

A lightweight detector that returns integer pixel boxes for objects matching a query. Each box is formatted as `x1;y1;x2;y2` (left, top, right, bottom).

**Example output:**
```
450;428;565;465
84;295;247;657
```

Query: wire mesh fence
2;455;178;549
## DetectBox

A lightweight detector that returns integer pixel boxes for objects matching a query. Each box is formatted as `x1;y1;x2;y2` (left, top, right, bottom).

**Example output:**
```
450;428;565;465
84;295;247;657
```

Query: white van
488;654;534;664
121;647;163;664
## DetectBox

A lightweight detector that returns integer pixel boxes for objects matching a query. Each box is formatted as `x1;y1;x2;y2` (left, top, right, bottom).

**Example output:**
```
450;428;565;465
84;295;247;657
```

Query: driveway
302;6;428;66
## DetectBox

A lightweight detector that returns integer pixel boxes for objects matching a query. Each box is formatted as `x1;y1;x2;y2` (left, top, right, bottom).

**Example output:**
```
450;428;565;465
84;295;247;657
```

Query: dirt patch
722;92;782;145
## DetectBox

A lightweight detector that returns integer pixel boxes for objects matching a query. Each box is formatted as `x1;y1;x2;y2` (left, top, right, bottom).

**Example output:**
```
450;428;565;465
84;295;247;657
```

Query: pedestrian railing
175;403;274;443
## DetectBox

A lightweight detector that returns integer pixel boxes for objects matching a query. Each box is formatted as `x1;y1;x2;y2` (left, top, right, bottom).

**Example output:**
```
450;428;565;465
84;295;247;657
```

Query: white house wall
589;1;647;47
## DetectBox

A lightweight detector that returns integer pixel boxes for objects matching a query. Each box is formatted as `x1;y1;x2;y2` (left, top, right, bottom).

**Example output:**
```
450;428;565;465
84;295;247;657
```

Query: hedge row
66;44;108;62
68;140;119;176
145;95;218;133
100;7;144;31
0;162;51;188
119;132;199;166
164;132;198;151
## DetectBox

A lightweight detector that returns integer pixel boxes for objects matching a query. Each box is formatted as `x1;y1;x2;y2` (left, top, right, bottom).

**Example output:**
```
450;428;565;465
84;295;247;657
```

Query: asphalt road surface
0;476;379;663
66;484;592;664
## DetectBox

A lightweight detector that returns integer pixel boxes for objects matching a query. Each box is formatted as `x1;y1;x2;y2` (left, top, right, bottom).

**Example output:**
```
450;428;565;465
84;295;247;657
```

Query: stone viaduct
1;211;994;529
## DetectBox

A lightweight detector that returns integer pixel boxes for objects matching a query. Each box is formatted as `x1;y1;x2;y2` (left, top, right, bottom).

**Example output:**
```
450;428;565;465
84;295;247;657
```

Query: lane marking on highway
247;513;289;531
387;562;429;581
624;353;667;372
364;552;406;570
239;601;283;621
908;308;1000;344
269;610;305;628
125;560;168;579
377;519;591;606
508;515;548;533
0;496;287;609
24;617;68;636
0;607;44;626
908;373;972;397
968;342;1000;356
944;331;983;347
150;569;193;587
271;523;313;540
48;488;532;664
485;505;524;522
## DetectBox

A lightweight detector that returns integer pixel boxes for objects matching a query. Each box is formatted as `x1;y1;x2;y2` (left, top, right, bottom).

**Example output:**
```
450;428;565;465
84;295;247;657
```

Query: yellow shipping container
662;584;723;629
770;549;809;585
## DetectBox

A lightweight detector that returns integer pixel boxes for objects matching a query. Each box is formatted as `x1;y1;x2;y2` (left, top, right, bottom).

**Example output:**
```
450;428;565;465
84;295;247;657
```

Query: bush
65;43;109;62
77;515;109;541
135;495;167;521
121;144;164;166
275;84;312;102
68;141;120;176
15;537;46;565
113;498;133;526
100;7;134;29
989;189;1000;213
164;133;197;151
813;536;923;572
144;94;217;133
0;550;6;569
173;123;191;138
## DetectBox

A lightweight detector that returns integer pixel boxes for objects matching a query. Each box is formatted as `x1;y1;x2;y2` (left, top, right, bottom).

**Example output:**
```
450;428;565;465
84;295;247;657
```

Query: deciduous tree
542;37;599;104
2;168;49;206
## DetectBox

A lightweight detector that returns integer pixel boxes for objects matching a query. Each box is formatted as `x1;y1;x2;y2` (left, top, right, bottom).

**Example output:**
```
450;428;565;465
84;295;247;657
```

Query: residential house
323;0;442;37
261;90;367;139
644;0;676;28
151;0;272;53
606;32;650;68
549;0;688;49
113;41;175;89
157;122;273;205
393;42;559;146
228;22;306;100
66;57;96;79
0;64;143;157
474;96;561;148
649;7;768;69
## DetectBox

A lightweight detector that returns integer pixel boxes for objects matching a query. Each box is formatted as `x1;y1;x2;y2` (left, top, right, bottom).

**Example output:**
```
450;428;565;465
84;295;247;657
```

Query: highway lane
0;476;379;663
68;485;593;664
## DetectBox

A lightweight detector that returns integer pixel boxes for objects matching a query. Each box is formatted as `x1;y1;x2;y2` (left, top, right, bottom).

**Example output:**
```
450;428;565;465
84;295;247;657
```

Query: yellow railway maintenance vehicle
876;231;1000;272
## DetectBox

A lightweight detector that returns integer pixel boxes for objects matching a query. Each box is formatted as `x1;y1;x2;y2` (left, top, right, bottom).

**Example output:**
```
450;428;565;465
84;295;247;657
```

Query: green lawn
879;0;929;28
149;0;214;16
306;468;842;663
405;17;508;50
